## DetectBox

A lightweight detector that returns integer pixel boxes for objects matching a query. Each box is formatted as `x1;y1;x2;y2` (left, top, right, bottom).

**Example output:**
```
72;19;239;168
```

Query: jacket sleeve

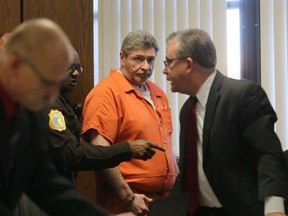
240;82;287;200
26;148;113;216
44;102;132;171
50;131;132;171
24;112;113;216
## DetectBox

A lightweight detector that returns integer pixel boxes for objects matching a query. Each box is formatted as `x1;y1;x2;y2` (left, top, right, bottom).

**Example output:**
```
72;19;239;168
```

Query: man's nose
141;60;150;70
163;66;168;74
71;69;80;76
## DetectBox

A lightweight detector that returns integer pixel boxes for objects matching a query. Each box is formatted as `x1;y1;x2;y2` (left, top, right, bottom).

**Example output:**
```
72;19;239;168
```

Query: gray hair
166;28;217;68
121;30;159;55
4;18;74;64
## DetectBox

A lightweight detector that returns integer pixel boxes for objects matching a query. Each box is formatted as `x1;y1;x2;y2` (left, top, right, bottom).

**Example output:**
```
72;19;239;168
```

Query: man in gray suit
163;28;287;216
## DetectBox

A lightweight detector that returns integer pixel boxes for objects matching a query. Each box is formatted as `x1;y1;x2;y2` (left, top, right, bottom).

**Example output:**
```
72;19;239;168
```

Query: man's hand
128;139;165;160
126;193;152;216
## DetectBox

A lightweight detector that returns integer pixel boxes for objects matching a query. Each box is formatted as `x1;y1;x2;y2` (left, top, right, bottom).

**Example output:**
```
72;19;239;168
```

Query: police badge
48;109;66;132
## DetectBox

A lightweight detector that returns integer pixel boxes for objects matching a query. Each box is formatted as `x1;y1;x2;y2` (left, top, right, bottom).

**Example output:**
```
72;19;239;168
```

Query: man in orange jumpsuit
81;30;179;215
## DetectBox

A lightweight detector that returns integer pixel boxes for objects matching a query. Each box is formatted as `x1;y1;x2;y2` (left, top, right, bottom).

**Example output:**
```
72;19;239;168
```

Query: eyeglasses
68;64;84;73
163;57;188;68
15;52;64;87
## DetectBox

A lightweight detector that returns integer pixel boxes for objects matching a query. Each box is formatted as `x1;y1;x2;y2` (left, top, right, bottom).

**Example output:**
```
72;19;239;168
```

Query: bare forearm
88;130;151;214
100;167;134;203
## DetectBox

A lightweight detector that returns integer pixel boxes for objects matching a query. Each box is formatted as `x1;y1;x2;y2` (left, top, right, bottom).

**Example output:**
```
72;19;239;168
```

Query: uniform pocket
161;107;173;133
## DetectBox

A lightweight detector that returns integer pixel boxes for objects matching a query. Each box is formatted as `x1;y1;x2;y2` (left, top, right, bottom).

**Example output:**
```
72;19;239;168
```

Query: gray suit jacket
171;71;287;216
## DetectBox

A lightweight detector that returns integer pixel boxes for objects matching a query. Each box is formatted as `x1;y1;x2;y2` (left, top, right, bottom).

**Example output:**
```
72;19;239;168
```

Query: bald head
4;18;74;66
0;18;75;111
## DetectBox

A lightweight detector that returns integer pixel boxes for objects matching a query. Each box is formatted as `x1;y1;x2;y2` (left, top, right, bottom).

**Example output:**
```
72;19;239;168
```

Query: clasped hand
124;193;152;216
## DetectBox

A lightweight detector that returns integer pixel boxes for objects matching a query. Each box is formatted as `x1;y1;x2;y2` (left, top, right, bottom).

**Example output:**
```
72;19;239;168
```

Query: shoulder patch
48;109;66;132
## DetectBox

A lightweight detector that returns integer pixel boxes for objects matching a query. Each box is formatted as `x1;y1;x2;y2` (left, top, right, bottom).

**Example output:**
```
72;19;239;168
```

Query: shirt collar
195;70;217;109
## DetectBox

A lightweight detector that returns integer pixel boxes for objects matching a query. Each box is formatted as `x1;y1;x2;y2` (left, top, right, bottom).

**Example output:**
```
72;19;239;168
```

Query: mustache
137;71;152;77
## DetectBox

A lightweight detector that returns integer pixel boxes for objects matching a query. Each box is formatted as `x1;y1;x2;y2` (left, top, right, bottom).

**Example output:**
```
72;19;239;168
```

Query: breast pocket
161;108;173;134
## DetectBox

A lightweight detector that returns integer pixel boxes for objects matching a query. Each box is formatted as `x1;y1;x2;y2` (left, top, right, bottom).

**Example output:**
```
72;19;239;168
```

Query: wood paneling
23;0;94;104
0;0;21;33
75;171;97;203
23;0;97;203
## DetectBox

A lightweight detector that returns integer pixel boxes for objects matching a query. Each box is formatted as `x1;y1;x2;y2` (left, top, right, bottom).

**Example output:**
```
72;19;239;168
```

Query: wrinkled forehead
125;47;157;57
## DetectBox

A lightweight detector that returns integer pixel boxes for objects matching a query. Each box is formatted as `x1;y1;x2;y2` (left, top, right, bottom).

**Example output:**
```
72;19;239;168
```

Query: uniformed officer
43;47;164;182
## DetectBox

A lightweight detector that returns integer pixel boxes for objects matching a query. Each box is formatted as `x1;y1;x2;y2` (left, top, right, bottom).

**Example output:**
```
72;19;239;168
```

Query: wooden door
23;0;97;204
23;0;94;104
0;0;21;33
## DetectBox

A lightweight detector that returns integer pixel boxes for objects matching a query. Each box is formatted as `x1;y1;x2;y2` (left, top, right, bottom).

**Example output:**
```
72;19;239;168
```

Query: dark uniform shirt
43;95;132;182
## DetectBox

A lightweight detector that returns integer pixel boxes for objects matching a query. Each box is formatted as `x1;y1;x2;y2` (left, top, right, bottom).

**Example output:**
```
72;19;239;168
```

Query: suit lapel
202;71;224;162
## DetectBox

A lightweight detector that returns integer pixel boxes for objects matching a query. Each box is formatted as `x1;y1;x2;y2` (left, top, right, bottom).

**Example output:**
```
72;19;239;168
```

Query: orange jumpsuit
82;69;179;213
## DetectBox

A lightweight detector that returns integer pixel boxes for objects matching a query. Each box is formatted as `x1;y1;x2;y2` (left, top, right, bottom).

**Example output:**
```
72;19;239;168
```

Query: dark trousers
192;206;229;216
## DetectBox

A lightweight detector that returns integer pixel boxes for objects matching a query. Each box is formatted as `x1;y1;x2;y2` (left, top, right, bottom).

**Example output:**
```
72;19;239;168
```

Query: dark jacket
283;149;288;213
0;100;111;216
170;71;287;216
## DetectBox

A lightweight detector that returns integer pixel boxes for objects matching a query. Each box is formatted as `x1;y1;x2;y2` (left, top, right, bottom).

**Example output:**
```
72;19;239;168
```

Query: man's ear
0;32;11;53
9;54;22;71
186;57;194;73
120;51;125;65
187;57;194;67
